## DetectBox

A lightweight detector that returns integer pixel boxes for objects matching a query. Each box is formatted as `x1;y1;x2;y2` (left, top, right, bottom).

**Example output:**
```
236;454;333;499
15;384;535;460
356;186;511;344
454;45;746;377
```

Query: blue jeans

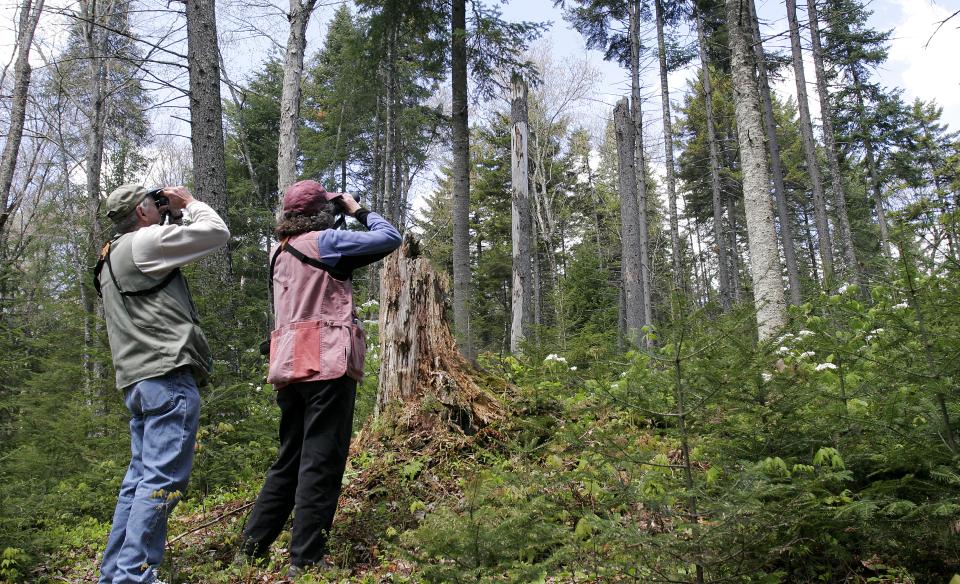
99;369;200;584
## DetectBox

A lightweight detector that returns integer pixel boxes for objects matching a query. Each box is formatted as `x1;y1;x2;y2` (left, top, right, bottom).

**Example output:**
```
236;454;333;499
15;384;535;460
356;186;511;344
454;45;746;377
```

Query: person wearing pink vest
238;180;400;577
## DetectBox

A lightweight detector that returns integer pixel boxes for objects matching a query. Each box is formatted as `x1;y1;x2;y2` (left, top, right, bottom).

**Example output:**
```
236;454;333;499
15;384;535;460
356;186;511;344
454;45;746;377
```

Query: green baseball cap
105;184;158;222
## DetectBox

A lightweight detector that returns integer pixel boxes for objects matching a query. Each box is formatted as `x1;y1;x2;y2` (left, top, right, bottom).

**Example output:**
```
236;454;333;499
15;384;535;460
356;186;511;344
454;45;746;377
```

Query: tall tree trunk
80;0;110;391
629;0;653;334
808;0;859;284
746;0;802;305
510;75;532;355
786;0;835;286
0;0;44;236
383;23;398;223
654;0;682;297
451;0;473;358
276;0;318;194
726;0;788;339
186;0;230;281
695;10;731;312
614;97;645;347
851;65;890;257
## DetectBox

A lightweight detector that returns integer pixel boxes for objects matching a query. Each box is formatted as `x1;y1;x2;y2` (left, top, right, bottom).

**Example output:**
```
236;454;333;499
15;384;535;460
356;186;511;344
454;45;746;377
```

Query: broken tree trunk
375;235;501;434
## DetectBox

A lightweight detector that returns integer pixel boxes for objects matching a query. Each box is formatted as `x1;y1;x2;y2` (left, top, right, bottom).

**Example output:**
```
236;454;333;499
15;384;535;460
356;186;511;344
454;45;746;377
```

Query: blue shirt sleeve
316;211;401;272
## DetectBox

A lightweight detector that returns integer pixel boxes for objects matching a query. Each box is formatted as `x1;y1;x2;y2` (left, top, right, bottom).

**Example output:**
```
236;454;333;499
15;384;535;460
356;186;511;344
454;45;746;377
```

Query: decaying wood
375;235;501;434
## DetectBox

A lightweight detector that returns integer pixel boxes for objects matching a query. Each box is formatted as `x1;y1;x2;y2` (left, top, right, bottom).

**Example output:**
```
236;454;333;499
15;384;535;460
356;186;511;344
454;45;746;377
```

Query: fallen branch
166;501;254;547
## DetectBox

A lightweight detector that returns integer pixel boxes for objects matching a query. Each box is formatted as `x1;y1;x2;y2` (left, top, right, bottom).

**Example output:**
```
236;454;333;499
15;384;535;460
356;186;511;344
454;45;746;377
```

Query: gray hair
114;197;153;234
275;202;338;238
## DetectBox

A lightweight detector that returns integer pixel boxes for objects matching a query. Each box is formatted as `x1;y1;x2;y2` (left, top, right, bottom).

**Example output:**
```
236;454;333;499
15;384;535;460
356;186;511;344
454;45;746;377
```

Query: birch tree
746;0;802;304
0;0;44;236
725;0;787;339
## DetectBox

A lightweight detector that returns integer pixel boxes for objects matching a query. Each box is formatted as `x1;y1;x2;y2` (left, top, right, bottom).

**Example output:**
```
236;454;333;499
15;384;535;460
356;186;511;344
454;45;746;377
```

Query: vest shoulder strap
280;241;350;281
92;237;181;298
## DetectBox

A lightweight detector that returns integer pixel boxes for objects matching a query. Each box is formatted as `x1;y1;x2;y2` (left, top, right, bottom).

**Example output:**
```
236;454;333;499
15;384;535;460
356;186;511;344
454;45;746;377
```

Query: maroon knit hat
282;180;347;214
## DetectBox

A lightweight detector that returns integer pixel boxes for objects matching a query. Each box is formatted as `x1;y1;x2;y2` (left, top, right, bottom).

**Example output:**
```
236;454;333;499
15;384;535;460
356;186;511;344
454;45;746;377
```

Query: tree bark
382;22;398;223
695;10;731;313
808;0;860;285
186;0;230;281
654;0;683;297
277;0;319;195
726;0;788;340
451;0;473;358
614;97;645;347
80;0;111;390
628;0;653;335
376;235;500;433
0;0;44;236
786;0;835;286
747;0;802;305
510;75;532;355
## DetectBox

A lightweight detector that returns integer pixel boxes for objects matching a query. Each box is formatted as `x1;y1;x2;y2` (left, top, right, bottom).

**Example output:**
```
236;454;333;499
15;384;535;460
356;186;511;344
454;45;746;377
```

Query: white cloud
885;0;960;128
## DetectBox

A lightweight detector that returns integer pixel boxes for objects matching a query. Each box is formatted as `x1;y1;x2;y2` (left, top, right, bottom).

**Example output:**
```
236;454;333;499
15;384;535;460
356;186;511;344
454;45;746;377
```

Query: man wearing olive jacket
95;184;230;584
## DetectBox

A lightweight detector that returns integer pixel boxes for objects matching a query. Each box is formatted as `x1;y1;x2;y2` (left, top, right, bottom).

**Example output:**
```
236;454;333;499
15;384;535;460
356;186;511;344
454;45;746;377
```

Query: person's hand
336;193;361;217
163;186;195;211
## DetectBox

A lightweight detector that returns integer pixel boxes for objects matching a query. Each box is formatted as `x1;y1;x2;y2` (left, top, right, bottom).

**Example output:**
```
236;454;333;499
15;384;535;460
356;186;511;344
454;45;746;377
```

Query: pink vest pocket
267;320;349;386
347;320;366;381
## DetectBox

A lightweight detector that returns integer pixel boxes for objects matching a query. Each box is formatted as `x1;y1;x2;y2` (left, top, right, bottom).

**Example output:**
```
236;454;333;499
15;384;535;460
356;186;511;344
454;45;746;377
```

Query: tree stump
375;234;501;434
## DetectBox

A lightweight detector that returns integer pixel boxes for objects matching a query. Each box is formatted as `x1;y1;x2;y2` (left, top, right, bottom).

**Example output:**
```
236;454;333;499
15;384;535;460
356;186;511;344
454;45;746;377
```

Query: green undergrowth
29;285;960;582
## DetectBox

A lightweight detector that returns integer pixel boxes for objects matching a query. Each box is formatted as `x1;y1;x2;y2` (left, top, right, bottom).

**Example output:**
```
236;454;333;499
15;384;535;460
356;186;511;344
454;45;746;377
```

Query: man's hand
337;193;361;217
163;186;195;211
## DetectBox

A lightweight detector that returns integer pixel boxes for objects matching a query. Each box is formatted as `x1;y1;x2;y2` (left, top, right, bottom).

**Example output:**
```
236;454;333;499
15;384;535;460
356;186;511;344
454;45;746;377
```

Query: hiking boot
287;558;333;579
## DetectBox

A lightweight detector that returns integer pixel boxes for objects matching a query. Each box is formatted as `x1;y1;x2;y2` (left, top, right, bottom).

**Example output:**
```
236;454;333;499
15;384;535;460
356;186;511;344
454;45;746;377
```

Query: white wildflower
570;366;577;371
799;351;816;359
776;333;795;344
777;346;791;355
361;299;380;309
761;372;773;383
893;301;910;310
838;283;850;294
815;363;837;372
544;353;568;364
796;330;815;338
255;385;262;392
611;382;620;390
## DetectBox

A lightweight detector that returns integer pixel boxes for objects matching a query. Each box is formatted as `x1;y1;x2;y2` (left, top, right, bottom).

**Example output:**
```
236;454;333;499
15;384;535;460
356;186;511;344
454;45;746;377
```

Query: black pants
241;376;357;566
